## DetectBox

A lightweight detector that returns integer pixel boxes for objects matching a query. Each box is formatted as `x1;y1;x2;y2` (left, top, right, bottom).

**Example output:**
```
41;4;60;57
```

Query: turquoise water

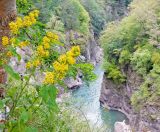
70;65;127;131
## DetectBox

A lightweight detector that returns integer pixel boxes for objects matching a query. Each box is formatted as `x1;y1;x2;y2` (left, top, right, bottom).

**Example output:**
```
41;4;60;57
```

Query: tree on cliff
0;0;16;98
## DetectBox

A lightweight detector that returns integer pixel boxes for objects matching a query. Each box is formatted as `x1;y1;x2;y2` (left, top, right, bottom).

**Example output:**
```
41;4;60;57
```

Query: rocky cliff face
100;66;160;131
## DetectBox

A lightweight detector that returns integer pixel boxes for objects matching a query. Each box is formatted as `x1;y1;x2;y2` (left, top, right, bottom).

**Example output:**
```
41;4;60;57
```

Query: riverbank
65;65;128;132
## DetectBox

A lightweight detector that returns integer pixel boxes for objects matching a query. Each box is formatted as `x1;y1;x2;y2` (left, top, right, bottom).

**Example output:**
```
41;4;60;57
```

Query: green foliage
131;82;150;109
151;52;160;65
0;8;96;131
131;48;152;75
103;61;126;84
131;64;160;109
119;49;131;65
101;0;160;111
16;0;33;14
76;63;97;81
80;0;106;36
60;0;90;35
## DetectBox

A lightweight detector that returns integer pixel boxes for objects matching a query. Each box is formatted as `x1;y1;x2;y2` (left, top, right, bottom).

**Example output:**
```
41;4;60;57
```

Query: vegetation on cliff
101;0;160;110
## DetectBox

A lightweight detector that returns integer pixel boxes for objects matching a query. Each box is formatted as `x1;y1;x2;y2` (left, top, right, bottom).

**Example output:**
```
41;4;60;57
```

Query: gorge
1;0;160;131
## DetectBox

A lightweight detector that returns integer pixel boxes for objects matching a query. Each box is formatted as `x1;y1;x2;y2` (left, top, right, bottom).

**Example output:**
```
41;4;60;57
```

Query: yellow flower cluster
46;32;59;41
9;10;39;34
26;59;41;69
44;46;81;84
2;36;9;46
43;72;55;84
37;45;49;58
36;32;59;58
66;46;81;57
19;41;29;48
6;51;13;58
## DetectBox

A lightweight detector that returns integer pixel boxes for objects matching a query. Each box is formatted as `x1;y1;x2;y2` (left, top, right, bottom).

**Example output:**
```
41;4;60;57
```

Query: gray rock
114;120;132;132
64;76;82;89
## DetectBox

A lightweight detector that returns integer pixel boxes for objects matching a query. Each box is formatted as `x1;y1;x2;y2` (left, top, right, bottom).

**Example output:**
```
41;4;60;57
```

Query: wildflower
46;32;59;41
67;56;76;65
23;16;32;27
44;72;55;84
29;13;37;24
56;72;66;80
33;59;40;67
45;51;49;57
19;41;29;48
43;36;50;43
53;61;68;72
37;45;45;55
70;46;80;57
9;22;19;34
66;51;74;57
58;54;67;64
46;32;54;38
32;10;39;17
53;34;59;41
16;17;23;28
2;36;9;46
26;62;32;69
43;43;50;49
6;51;12;57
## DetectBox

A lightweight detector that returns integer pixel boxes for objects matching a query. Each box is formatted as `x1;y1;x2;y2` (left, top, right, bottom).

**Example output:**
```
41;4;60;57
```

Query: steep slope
100;0;160;131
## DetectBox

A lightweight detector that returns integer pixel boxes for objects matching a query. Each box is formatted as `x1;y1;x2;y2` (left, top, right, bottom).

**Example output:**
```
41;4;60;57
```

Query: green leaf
4;65;20;80
20;111;29;123
0;100;4;109
25;127;38;132
39;85;58;110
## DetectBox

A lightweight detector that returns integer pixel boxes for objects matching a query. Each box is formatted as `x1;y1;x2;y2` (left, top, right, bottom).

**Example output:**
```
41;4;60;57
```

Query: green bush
131;48;152;75
103;61;126;84
119;49;131;65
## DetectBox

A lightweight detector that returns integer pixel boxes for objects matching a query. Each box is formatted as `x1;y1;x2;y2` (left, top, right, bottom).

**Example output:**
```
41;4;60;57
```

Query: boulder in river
114;120;132;132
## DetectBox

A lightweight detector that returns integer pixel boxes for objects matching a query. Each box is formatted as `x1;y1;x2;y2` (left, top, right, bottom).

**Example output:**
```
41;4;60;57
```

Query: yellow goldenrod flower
32;10;39;17
56;72;66;80
23;16;32;27
16;17;23;28
9;22;19;34
6;51;13;57
37;45;45;54
19;41;29;48
37;45;49;57
67;56;76;65
43;43;50;49
45;51;49;57
58;54;67;64
70;46;80;57
33;59;40;67
46;32;54;38
44;72;55;84
43;36;50;43
53;34;59;41
26;62;32;69
46;32;59;41
53;61;68;72
2;36;9;46
29;13;37;24
62;64;69;71
66;51;74;57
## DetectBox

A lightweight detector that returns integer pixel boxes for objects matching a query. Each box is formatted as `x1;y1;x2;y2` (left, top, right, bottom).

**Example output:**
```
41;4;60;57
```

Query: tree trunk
0;0;16;98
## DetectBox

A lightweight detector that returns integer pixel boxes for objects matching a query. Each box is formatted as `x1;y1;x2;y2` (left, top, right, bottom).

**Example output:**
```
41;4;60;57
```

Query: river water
69;65;127;132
